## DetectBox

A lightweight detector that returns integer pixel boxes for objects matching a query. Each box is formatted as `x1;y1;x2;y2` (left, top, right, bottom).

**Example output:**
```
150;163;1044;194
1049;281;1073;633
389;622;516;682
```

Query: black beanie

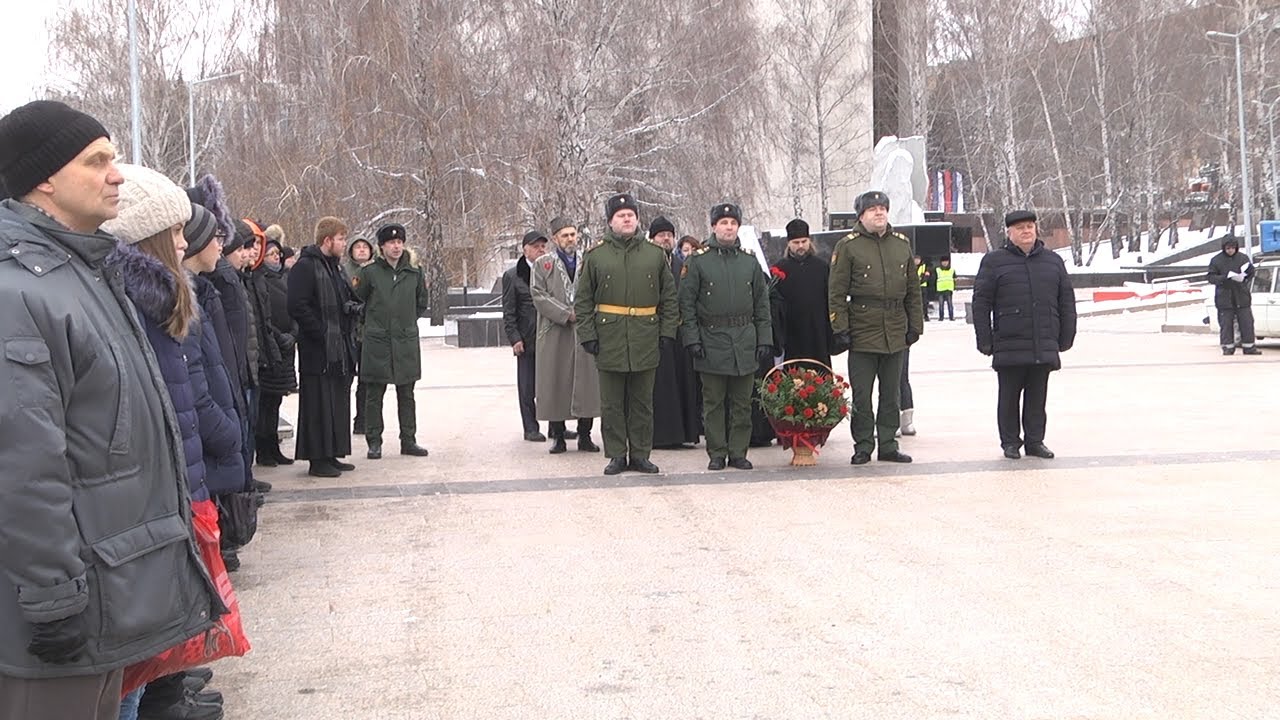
184;203;218;257
605;193;638;222
0;101;111;199
785;218;810;240
648;216;676;239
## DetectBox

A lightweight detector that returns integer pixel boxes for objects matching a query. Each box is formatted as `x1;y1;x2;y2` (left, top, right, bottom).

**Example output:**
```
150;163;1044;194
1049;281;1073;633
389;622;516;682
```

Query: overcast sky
0;4;56;112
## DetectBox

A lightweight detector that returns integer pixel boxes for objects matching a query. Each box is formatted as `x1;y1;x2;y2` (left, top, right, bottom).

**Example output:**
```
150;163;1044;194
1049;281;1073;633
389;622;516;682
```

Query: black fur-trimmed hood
106;243;181;328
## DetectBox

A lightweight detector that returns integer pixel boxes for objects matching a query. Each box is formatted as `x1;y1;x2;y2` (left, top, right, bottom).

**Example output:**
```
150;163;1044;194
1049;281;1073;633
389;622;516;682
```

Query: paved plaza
214;306;1280;719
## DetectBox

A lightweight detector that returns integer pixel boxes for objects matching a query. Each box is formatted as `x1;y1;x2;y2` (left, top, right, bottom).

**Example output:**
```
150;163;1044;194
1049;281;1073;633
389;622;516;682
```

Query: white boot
900;409;916;436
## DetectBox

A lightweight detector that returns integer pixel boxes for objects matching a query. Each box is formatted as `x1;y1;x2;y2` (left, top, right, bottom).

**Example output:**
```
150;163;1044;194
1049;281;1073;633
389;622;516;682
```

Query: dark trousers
937;291;954;320
549;418;593;438
366;382;417;445
257;391;283;442
700;372;754;460
1218;306;1257;348
0;669;123;720
848;350;905;454
354;381;368;425
899;347;913;411
996;364;1052;448
244;385;259;466
517;352;538;433
598;368;656;460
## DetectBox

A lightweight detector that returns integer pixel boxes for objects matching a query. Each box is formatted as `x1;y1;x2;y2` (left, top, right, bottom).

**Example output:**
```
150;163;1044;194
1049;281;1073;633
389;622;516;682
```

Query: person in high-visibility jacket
915;255;932;321
935;257;956;321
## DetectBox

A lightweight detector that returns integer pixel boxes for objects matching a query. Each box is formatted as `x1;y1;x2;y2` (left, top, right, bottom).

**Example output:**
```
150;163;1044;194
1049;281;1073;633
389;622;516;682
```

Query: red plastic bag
121;499;252;696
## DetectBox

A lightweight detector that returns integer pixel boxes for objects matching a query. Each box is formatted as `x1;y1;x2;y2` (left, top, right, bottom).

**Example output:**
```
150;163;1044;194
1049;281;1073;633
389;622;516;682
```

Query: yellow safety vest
936;267;956;292
916;264;927;287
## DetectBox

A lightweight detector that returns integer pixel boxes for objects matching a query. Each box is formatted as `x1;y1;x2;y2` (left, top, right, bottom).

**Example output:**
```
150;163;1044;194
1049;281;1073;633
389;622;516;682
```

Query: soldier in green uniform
353;223;431;460
828;191;923;465
678;203;773;471
574;193;679;476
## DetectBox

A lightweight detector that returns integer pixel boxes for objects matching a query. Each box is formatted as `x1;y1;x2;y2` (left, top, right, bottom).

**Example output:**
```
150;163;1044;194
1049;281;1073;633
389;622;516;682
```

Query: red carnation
767;384;778;393
839;406;848;416
803;408;815;418
835;375;845;384
815;376;826;385
770;266;787;280
784;405;795;416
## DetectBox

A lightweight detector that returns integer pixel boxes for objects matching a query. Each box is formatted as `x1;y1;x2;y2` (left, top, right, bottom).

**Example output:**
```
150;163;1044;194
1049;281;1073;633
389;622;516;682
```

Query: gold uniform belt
596;304;657;316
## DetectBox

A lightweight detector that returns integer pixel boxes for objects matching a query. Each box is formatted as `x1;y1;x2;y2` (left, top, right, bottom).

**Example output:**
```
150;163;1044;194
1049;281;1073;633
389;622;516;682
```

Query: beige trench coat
531;249;601;420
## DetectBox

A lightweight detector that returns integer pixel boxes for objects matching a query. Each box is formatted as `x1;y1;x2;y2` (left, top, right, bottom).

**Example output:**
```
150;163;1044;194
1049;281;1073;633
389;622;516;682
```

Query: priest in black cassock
649;216;702;449
768;219;833;370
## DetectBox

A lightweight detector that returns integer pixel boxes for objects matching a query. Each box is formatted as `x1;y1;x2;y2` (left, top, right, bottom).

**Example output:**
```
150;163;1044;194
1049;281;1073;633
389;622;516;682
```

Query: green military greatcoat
354;252;429;385
678;240;772;376
827;221;923;354
574;231;679;370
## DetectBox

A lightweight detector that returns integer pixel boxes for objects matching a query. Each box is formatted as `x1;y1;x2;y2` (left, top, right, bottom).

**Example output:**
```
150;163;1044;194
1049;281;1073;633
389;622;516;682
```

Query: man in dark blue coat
971;210;1078;460
1206;236;1262;356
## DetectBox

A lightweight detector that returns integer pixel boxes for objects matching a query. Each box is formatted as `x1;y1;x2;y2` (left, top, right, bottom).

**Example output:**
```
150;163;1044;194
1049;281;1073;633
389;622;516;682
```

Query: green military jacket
574;230;678;373
827;221;923;354
353;252;429;385
678;239;773;377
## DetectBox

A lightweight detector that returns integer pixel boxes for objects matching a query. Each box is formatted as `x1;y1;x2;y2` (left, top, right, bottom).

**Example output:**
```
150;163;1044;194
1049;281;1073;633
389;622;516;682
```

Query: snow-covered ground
950;225;1240;276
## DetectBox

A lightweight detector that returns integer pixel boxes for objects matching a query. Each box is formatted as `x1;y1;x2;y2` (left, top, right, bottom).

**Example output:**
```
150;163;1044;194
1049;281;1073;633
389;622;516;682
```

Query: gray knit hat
101;164;192;244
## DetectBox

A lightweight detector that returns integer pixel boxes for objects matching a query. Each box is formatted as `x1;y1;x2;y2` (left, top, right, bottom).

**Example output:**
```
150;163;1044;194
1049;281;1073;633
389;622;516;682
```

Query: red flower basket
759;359;848;466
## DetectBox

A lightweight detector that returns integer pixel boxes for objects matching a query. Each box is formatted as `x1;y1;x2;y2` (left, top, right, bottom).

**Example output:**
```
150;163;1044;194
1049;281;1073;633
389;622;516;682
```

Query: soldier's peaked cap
376;223;406;244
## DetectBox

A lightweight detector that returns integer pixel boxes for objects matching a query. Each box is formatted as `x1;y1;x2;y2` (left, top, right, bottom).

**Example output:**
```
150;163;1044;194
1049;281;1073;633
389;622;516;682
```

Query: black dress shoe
401;442;430;457
1025;443;1055;459
603;457;628;475
331;458;356;471
185;667;214;684
307;460;341;477
190;688;223;705
524;431;547;442
549;437;568;454
1003;445;1022;459
1223;347;1236;356
367;443;382;460
578;436;601;452
728;457;753;470
252;479;272;493
139;696;224;720
877;450;912;463
850;451;872;465
271;447;295;465
1243;347;1263;355
629;457;660;473
707;457;727;471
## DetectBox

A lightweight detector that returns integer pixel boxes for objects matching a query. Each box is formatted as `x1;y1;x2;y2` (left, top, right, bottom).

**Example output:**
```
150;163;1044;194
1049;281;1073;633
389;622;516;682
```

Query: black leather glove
342;300;365;317
830;332;851;355
660;336;675;352
756;345;774;364
906;330;920;346
688;343;706;359
280;333;296;352
27;613;88;664
978;343;993;356
581;340;600;356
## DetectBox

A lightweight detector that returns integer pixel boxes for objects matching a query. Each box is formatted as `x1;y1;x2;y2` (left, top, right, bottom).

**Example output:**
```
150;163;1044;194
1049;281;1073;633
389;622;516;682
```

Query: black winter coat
204;257;252;392
1206;247;1255;310
248;266;298;395
501;257;537;348
193;274;245;418
287;245;358;377
972;240;1078;370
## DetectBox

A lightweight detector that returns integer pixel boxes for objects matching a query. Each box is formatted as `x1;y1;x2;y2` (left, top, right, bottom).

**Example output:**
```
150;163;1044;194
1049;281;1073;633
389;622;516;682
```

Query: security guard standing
935;257;956;321
828;191;923;465
574;193;679;476
679;202;773;471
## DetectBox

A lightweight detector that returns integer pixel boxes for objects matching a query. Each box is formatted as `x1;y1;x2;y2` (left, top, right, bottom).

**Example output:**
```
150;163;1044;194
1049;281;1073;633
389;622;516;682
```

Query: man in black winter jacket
503;230;547;441
1206;236;1262;356
971;210;1078;460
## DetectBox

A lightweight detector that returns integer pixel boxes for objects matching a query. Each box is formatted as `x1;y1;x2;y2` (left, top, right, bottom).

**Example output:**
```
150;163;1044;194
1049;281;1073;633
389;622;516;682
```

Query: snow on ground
950;225;1240;276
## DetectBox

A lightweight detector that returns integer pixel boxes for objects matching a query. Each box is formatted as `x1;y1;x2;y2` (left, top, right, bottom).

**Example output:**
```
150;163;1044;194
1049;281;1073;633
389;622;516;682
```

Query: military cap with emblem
1004;209;1037;227
710;202;742;224
605;193;639;221
785;218;810;240
376;223;407;244
854;190;890;216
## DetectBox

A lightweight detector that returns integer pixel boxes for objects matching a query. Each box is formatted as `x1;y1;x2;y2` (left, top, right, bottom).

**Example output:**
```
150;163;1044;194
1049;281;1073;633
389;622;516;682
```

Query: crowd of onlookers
0;100;420;720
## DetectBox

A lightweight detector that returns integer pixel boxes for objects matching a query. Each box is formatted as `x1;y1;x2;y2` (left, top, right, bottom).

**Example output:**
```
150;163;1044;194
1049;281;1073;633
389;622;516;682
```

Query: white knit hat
102;164;192;244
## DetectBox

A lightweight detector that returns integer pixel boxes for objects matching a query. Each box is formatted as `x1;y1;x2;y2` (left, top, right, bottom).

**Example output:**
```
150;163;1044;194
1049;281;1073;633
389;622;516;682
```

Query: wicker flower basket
761;359;847;467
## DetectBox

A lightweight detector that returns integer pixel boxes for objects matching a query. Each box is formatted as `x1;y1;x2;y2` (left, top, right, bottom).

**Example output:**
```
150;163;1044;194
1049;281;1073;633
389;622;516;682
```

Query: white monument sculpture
868;135;927;226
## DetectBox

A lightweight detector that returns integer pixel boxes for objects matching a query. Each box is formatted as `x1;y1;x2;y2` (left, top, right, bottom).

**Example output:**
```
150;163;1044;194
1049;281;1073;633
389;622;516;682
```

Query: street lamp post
127;0;141;163
1207;30;1254;259
187;71;243;185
